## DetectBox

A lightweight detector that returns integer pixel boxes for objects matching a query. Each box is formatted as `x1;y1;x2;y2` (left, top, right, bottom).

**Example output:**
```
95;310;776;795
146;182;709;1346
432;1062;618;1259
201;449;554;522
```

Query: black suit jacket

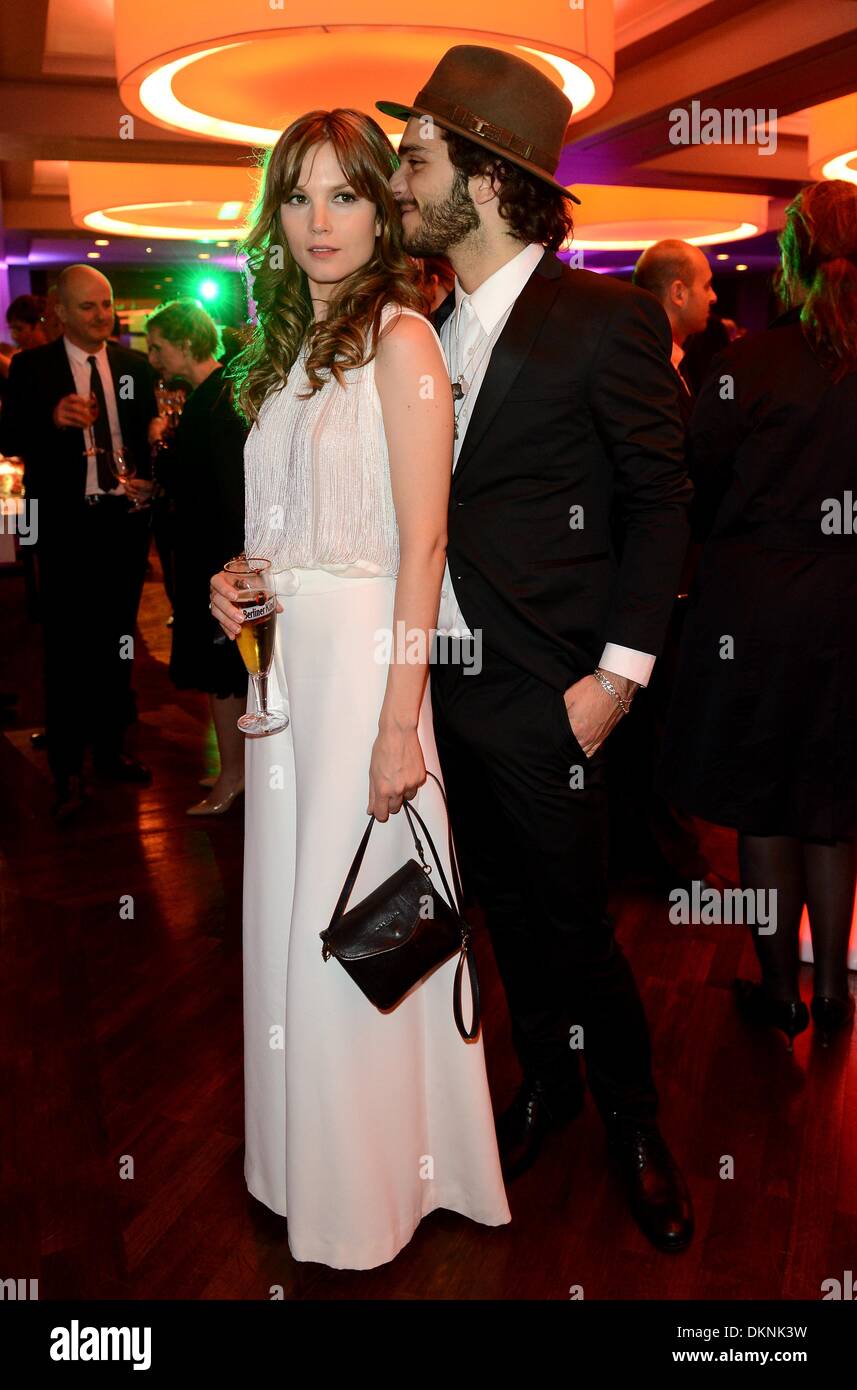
0;337;157;546
431;250;693;692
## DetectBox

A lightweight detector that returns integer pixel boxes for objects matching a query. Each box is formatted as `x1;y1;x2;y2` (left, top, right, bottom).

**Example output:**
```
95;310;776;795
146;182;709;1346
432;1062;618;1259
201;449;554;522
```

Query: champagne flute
224;557;288;736
83;391;101;460
110;447;148;511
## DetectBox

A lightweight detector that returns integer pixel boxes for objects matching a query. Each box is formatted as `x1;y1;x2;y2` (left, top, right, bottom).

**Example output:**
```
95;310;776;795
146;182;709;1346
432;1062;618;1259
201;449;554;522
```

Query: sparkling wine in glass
110;447;148;511
83;392;101;459
224;557;288;736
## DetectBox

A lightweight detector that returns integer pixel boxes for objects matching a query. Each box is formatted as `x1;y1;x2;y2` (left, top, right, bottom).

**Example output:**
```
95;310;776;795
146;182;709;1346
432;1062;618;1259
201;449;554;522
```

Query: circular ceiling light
68;163;259;240
115;0;614;146
808;93;857;185
566;187;768;251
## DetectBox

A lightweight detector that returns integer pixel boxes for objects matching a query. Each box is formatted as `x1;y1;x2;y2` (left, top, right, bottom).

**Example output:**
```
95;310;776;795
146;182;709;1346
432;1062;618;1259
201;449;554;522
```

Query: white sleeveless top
244;301;447;576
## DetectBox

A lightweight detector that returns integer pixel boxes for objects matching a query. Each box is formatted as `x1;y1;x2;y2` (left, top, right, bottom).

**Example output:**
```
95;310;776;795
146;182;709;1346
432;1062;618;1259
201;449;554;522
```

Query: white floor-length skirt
242;567;511;1270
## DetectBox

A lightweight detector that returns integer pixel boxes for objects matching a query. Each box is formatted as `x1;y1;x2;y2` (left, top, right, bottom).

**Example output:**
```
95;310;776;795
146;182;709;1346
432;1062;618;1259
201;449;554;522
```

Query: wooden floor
1;554;855;1302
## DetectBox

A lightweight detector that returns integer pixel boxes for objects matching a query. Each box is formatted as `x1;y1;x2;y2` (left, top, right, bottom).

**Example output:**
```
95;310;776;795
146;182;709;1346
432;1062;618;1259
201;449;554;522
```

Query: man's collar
453;242;545;335
64;335;107;362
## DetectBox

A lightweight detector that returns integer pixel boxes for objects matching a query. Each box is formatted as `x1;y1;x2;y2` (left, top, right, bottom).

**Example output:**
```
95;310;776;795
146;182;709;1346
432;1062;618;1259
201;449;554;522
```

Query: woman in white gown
210;109;510;1270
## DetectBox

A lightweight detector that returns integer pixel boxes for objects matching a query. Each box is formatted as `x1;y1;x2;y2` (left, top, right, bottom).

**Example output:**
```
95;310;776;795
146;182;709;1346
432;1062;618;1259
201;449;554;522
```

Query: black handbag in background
319;772;480;1041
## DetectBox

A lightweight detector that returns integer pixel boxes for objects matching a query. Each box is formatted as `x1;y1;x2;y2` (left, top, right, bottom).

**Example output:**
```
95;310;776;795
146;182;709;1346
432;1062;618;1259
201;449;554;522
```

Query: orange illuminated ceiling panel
68;163;260;239
809;94;857;185
568;186;769;250
114;0;615;144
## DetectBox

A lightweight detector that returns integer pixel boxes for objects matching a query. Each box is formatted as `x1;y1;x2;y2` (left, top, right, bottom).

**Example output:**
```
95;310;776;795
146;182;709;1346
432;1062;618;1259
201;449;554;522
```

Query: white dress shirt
63;336;125;496
436;241;655;688
671;338;692;399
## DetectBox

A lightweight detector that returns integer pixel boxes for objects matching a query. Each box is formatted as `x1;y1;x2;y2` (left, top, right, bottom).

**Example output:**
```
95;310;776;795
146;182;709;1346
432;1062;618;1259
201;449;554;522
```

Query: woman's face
147;326;190;379
279;140;382;302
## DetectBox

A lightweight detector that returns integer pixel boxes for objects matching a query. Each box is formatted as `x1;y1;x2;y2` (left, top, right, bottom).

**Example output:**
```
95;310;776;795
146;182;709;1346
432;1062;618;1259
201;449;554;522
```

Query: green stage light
198;278;219;301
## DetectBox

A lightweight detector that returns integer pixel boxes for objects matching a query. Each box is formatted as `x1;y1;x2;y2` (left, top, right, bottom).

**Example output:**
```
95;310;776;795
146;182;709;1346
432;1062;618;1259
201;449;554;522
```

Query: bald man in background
0;265;157;818
633;239;716;426
606;240;730;891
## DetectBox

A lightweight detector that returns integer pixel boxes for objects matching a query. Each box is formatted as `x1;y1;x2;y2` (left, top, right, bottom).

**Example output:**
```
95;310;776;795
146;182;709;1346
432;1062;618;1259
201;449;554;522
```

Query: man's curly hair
441;128;574;253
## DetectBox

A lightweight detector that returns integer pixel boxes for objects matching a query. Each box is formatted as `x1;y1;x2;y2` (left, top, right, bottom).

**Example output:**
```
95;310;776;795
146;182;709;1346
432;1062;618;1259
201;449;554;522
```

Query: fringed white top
244;301;446;577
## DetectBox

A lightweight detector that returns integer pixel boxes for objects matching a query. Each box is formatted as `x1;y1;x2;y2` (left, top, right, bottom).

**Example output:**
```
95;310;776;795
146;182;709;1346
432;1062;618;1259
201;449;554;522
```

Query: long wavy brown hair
228;109;429;423
777;179;857;382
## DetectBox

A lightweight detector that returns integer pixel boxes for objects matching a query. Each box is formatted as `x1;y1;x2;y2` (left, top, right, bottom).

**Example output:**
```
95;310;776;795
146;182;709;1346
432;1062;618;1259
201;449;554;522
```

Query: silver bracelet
592;668;632;715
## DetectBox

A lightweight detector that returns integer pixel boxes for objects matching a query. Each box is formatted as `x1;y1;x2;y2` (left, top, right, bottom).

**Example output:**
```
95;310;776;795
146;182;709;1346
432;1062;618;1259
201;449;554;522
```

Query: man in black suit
0;264;156;818
632;240;717;425
604;241;730;890
379;47;695;1251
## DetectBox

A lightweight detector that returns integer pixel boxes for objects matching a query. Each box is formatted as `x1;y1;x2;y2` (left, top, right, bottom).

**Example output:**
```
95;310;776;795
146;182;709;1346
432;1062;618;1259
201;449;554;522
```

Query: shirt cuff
598;643;655;688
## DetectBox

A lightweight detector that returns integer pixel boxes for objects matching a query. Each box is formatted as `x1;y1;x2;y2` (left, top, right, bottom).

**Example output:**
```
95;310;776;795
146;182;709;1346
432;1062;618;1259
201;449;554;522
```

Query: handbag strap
453;938;481;1042
326;814;376;930
326;771;459;929
415;771;466;915
401;778;461;916
399;790;481;1043
325;771;480;1041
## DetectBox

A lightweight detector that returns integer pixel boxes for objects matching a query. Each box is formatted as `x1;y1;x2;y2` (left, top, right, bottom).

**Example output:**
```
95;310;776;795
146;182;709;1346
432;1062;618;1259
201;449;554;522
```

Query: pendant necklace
448;308;507;440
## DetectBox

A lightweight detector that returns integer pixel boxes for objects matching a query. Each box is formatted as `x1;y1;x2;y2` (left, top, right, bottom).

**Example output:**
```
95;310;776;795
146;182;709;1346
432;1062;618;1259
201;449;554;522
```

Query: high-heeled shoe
733;978;810;1051
186;782;244;816
199;774;217;789
810;994;855;1047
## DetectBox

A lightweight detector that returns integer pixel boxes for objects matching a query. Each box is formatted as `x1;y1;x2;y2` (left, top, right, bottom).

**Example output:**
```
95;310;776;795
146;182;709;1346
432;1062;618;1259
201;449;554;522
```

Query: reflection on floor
1;555;855;1300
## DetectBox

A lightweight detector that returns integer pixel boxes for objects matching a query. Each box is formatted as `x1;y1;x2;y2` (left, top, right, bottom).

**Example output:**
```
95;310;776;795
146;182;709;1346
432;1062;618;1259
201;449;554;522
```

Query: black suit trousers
430;641;658;1127
38;500;151;781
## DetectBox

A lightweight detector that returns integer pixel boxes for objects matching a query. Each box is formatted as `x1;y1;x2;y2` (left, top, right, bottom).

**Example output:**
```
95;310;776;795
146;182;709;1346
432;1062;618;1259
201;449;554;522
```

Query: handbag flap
321;859;459;961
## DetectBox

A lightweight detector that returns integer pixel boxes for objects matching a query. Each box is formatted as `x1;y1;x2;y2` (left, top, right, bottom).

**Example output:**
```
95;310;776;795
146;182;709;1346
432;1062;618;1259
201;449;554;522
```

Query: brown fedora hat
377;44;580;204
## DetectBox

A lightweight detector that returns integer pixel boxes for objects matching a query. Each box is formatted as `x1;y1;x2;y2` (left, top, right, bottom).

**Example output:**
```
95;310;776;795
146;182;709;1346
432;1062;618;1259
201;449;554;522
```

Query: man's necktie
87;354;117;493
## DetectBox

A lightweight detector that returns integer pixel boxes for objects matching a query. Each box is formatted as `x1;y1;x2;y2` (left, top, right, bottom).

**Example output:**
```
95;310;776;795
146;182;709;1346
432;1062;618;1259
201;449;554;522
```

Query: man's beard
400;169;480;256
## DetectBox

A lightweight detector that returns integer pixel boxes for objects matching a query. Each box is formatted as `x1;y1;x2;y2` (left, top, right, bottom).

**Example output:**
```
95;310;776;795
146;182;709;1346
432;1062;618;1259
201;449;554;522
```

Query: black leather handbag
319;772;480;1041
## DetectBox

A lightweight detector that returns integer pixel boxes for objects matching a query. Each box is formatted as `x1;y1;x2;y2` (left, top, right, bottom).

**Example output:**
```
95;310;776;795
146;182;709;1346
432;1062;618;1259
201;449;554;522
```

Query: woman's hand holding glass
210;567;284;638
214;558;288;736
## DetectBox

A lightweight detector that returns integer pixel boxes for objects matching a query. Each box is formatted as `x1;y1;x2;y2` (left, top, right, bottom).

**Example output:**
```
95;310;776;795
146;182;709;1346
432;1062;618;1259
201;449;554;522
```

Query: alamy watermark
0;498;38;544
668;881;777;933
669;100;777;156
373;622;482;675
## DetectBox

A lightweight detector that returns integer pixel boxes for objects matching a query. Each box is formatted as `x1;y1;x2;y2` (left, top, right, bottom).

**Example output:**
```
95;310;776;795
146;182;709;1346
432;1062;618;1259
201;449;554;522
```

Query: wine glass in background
224;557;288;736
82;391;101;460
154;381;186;434
151;381;186;466
110;447;148;511
165;389;185;431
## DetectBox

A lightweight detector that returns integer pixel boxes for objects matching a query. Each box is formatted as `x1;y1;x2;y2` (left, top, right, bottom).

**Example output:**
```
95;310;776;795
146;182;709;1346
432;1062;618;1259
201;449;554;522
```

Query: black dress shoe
30;730;47;749
93;754;152;784
496;1077;585;1180
811;994;855;1047
52;774;87;823
734;978;809;1051
608;1121;694;1253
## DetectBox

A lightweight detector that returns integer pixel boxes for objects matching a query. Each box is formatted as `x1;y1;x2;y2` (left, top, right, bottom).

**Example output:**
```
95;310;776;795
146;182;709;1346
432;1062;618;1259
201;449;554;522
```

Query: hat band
414;91;556;174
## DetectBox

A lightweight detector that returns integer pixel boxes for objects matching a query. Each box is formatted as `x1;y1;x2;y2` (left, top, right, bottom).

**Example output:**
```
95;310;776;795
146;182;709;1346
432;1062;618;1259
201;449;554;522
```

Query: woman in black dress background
658;180;857;1047
146;300;249;814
